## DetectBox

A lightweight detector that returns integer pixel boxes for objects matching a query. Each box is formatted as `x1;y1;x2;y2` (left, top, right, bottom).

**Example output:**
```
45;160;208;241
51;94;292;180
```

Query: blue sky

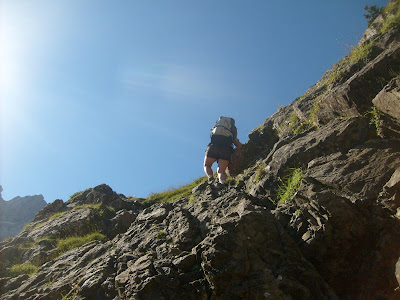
0;0;388;202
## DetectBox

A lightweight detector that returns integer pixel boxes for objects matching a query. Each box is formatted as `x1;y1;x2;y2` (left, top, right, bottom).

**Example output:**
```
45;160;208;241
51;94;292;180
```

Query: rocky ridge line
0;186;47;241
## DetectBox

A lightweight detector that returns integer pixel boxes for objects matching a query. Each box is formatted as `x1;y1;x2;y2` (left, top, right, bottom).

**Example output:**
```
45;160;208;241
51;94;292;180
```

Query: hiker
204;116;242;184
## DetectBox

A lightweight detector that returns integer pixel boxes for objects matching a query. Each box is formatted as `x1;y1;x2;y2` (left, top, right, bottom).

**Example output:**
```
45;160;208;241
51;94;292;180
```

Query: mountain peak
0;191;46;241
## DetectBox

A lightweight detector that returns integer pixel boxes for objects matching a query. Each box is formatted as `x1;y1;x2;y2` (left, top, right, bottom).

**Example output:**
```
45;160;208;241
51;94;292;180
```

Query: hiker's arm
234;139;242;150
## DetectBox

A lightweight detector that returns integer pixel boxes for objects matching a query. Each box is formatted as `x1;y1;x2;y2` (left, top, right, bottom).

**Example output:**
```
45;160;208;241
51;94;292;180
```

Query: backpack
210;116;237;145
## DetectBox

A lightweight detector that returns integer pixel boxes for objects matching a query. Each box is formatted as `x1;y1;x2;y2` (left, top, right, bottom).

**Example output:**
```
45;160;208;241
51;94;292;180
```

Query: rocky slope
1;1;400;299
0;186;47;241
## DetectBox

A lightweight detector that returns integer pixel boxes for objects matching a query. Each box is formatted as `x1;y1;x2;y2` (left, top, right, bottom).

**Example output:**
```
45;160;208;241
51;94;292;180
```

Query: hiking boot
214;181;227;192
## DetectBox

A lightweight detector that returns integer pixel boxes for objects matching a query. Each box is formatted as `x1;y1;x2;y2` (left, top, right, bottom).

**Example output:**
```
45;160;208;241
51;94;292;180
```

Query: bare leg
217;159;229;184
204;156;217;178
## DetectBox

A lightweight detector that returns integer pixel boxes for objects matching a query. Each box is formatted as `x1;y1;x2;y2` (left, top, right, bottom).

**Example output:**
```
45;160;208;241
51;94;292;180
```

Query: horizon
0;0;388;203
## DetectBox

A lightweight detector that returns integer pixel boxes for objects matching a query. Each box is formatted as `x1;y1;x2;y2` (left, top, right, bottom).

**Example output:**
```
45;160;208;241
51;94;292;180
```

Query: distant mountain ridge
0;186;47;241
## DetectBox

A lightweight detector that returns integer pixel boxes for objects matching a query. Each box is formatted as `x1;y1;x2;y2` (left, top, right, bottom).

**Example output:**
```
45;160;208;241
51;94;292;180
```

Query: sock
218;172;227;184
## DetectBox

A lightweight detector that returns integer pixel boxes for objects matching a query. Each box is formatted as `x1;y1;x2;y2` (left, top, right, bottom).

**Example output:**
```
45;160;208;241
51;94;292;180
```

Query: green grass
73;203;115;218
8;263;38;277
57;232;106;253
278;112;303;134
325;66;343;86
320;39;374;89
347;41;375;65
287;113;300;131
49;211;67;220
18;240;36;251
144;176;207;204
22;222;32;232
73;203;102;211
277;168;304;204
381;0;400;33
321;40;373;89
366;105;384;138
286;97;322;135
32;221;48;230
308;100;321;126
157;230;167;240
254;163;269;182
293;209;301;217
295;100;321;134
69;191;83;200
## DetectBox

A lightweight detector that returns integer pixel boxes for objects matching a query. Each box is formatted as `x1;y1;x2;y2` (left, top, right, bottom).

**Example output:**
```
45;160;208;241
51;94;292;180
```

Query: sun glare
0;20;25;136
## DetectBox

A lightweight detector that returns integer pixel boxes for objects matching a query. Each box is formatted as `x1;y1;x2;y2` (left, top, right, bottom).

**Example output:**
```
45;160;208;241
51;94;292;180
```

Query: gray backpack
210;116;236;145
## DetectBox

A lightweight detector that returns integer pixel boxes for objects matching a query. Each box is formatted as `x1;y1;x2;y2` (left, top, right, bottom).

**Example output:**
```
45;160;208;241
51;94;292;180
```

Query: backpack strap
213;124;234;134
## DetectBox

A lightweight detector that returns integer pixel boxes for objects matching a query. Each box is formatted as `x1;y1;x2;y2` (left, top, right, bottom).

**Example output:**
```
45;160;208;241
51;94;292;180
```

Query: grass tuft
325;66;343;86
254;163;269;182
381;0;400;33
277;168;304;204
49;211;67;220
73;203;115;218
286;98;322;135
8;263;38;277
347;41;375;65
366;105;384;138
144;176;207;204
73;203;102;211
57;232;106;253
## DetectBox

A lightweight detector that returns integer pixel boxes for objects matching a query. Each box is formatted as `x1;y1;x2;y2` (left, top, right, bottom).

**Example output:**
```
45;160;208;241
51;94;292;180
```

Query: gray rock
373;76;400;137
0;190;47;241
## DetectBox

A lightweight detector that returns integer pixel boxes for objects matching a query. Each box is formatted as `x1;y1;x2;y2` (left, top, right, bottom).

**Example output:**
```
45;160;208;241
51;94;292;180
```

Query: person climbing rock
204;116;242;184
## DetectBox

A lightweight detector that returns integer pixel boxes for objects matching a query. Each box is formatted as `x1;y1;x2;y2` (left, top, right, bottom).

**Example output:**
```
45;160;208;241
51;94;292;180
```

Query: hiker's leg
204;156;217;178
217;159;229;184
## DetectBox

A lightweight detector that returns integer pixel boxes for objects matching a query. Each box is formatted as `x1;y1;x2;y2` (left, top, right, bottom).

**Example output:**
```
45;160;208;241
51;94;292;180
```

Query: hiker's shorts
205;143;233;161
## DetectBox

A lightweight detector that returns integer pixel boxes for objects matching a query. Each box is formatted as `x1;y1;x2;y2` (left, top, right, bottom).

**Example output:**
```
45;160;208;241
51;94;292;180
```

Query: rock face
0;186;47;241
0;186;335;300
1;2;400;299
